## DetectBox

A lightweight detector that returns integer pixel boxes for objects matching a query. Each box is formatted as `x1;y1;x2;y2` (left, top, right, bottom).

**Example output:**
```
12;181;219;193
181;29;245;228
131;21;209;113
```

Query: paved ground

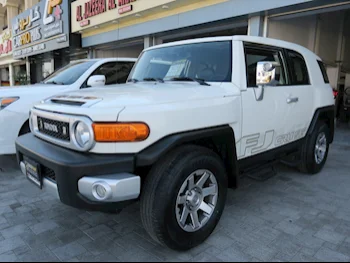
0;125;349;262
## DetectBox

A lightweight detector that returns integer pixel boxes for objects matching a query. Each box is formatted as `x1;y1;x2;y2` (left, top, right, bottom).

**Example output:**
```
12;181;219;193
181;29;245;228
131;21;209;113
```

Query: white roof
73;57;138;63
145;35;321;60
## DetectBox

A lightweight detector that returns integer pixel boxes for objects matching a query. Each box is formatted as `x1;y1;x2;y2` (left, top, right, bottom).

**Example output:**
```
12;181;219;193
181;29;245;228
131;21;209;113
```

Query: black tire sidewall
161;152;227;251
305;123;330;174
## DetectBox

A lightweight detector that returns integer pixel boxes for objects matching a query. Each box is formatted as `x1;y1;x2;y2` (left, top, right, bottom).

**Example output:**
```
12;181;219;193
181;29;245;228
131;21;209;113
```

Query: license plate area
24;157;42;189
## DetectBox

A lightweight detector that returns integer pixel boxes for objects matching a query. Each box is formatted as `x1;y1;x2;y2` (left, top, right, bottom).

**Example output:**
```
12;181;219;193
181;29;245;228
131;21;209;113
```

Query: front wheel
299;123;330;174
140;145;227;251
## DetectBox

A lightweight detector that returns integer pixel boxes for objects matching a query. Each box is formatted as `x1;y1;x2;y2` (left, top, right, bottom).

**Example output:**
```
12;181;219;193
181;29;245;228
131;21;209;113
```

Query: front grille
42;166;56;182
37;116;70;142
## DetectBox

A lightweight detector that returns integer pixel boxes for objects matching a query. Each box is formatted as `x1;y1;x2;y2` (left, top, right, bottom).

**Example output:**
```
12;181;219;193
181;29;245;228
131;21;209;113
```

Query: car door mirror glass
87;75;106;87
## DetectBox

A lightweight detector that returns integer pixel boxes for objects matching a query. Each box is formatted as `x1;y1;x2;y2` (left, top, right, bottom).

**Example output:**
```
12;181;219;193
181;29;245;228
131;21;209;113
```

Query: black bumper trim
16;133;136;211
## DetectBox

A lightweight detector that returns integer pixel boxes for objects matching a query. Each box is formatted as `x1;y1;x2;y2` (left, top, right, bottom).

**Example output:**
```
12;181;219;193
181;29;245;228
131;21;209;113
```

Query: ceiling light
162;5;169;9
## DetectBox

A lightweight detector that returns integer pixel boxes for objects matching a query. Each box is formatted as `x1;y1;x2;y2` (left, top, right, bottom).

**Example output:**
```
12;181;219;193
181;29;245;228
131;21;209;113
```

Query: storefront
0;28;26;86
71;0;249;58
11;0;85;84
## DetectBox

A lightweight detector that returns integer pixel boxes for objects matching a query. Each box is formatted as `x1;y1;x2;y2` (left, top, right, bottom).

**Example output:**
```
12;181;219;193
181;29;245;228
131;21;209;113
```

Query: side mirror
254;61;281;101
87;75;106;87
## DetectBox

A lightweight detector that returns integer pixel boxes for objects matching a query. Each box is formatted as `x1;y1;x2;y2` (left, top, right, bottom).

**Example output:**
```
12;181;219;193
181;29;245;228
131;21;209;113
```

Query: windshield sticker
165;59;187;79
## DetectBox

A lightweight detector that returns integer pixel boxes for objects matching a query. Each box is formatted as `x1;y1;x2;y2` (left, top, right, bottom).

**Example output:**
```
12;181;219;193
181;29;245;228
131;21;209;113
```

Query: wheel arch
18;119;30;136
307;106;335;143
136;125;239;188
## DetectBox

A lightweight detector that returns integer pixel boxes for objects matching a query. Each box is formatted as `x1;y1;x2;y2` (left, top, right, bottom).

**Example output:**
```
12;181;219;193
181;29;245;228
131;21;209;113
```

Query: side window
245;46;288;87
317;60;330;84
287;50;310;85
91;62;135;85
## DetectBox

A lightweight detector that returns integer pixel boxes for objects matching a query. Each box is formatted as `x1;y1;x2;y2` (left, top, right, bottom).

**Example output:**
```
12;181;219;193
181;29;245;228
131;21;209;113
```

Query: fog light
92;182;112;201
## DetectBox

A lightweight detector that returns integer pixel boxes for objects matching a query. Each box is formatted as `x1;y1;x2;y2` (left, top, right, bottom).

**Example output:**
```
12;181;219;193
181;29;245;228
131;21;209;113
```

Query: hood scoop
48;95;103;107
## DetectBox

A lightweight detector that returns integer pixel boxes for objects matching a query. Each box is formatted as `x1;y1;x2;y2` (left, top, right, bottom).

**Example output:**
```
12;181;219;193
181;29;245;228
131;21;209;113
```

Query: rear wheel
299;123;330;174
140;145;227;251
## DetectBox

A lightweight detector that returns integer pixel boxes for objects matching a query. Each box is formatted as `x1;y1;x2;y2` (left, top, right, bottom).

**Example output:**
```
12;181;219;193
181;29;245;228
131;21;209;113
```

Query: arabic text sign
0;29;13;57
71;0;175;33
12;0;70;59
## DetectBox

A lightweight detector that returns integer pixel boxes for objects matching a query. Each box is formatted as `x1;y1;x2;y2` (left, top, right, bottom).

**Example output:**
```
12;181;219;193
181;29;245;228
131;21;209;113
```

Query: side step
244;165;277;182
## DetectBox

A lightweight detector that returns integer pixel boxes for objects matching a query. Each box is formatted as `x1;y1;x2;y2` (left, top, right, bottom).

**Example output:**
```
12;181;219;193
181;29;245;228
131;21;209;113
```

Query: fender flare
136;125;239;187
306;106;335;143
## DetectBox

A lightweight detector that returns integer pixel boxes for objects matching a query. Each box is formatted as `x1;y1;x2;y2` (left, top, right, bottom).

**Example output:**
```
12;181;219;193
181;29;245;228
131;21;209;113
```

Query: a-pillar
144;36;163;49
9;63;14;86
248;16;264;37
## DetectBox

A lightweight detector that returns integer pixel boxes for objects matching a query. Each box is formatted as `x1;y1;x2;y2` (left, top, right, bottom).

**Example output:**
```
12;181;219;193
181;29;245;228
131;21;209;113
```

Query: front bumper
16;133;140;212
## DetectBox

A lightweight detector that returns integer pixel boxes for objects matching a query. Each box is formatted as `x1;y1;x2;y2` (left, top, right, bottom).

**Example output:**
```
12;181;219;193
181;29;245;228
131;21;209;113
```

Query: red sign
0;40;12;56
75;0;138;27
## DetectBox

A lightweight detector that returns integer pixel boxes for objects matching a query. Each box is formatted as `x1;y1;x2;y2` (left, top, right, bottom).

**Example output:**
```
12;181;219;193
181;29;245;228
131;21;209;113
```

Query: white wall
268;16;317;51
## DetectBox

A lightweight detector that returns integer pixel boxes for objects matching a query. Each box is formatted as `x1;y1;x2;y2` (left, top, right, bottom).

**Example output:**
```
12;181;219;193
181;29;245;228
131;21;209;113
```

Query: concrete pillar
248;16;264;37
9;63;14;86
144;36;163;49
26;58;31;84
6;4;19;27
88;49;95;59
50;58;55;73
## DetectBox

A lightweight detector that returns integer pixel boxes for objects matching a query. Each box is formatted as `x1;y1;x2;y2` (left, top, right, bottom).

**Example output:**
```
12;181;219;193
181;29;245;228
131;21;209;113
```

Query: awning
0;56;21;67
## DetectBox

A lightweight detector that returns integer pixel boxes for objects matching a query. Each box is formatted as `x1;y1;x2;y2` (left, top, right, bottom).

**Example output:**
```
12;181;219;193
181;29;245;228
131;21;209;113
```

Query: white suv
0;58;136;154
16;36;334;251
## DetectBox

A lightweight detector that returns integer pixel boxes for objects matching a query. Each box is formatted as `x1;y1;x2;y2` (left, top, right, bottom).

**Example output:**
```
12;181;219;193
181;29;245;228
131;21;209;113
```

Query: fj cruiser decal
237;130;275;158
275;128;307;146
238;128;307;158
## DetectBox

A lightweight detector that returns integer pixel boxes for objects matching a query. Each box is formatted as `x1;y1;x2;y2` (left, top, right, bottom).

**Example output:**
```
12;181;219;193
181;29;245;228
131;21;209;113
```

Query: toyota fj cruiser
16;36;334;251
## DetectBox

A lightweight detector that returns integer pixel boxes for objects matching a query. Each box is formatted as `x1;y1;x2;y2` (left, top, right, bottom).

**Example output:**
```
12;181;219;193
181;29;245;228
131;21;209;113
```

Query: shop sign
12;0;70;59
71;0;175;33
0;29;12;57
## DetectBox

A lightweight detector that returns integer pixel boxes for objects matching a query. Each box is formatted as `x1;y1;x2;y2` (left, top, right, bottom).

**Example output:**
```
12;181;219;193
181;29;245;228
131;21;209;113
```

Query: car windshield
128;41;232;83
42;61;97;85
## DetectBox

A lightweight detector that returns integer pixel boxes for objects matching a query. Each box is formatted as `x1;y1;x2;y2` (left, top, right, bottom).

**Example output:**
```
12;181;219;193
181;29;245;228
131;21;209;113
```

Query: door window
91;62;135;85
287;50;310;85
245;46;288;87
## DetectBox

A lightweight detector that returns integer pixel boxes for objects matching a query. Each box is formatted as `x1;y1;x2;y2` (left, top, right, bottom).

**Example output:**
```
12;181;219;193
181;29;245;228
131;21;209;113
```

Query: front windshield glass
42;61;97;85
129;41;232;83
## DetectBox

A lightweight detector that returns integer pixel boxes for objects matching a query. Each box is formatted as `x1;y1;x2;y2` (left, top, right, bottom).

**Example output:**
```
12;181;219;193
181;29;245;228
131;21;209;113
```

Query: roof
73;58;138;63
145;35;321;60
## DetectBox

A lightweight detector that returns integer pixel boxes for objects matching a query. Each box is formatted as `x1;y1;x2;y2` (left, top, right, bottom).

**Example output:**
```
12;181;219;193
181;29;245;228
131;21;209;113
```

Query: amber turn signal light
92;123;150;142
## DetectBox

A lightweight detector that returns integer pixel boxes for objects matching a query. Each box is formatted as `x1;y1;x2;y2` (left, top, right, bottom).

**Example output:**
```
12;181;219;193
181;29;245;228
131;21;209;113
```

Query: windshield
128;41;232;83
42;61;97;85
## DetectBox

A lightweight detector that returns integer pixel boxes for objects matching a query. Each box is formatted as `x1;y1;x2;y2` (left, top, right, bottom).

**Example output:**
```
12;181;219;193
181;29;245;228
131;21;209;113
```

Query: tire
299;122;330;174
140;145;227;251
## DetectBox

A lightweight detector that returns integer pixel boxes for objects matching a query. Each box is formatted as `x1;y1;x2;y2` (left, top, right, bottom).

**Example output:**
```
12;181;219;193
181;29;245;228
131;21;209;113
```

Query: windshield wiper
143;78;164;83
128;78;139;83
170;77;210;86
45;81;65;85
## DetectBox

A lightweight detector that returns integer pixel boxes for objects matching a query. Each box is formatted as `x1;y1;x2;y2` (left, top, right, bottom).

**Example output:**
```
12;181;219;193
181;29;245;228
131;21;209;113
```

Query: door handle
287;97;299;104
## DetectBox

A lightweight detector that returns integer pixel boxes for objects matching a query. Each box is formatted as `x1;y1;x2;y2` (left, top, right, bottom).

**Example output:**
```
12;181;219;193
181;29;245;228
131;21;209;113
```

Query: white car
16;36;334;250
0;58;136;154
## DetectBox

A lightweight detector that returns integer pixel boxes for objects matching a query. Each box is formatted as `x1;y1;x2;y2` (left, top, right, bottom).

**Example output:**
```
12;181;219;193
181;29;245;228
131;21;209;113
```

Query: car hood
0;84;70;96
45;82;227;109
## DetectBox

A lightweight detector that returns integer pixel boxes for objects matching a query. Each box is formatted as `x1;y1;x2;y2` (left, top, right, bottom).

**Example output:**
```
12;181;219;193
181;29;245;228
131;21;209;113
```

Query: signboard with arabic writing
12;0;70;59
0;29;13;58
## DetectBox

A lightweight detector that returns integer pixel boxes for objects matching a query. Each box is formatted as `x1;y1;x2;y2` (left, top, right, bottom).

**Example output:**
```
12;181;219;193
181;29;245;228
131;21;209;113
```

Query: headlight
0;97;19;110
74;121;92;148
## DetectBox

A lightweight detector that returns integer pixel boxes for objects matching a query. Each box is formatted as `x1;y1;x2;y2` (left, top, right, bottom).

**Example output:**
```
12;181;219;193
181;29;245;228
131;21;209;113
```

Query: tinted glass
245;47;287;87
92;62;135;85
287;50;310;85
317;60;330;84
129;41;232;82
43;61;96;85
